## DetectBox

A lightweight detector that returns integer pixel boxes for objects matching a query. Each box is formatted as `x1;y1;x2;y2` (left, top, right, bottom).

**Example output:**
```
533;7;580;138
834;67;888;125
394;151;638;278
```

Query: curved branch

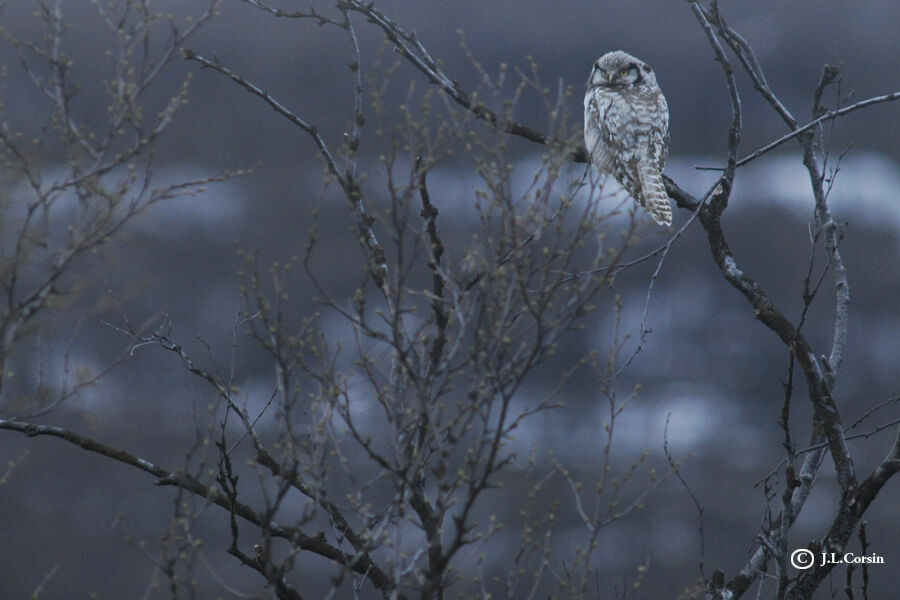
0;418;402;598
181;48;389;292
181;49;343;185
690;0;742;191
786;427;900;599
345;0;567;156
735;91;900;168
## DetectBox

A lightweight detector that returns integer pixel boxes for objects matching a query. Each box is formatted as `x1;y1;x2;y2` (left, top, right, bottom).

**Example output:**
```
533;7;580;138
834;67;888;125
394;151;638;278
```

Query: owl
584;50;672;226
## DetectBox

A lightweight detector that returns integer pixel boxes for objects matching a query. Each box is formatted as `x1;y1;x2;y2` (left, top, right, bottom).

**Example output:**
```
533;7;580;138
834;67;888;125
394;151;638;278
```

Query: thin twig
614;184;712;374
180;49;344;186
664;414;706;583
695;91;900;171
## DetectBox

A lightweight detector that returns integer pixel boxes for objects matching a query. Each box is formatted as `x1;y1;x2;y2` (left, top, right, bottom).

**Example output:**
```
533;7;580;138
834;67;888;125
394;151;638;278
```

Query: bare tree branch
734;92;900;169
180;49;344;185
0;417;402;597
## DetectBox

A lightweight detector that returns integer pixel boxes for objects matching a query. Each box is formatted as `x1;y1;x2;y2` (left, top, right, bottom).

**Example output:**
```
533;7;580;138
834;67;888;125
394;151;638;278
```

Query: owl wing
584;91;618;174
585;91;642;194
650;91;670;169
636;94;672;227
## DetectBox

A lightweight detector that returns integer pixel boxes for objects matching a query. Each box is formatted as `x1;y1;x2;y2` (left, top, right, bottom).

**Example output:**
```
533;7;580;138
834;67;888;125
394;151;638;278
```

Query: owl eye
619;68;631;77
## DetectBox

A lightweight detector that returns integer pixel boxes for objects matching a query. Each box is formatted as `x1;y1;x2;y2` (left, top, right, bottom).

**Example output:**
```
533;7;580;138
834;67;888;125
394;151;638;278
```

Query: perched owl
584;50;672;226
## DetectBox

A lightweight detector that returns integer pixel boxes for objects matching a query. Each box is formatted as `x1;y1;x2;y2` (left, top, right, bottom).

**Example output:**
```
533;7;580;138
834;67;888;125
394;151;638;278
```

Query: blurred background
1;0;898;597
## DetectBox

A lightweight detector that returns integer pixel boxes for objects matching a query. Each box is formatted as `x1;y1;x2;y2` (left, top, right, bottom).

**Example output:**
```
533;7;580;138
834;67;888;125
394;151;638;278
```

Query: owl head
588;50;657;89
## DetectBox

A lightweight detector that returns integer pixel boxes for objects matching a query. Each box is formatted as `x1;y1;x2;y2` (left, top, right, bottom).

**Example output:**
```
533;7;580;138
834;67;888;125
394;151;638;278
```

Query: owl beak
605;71;615;83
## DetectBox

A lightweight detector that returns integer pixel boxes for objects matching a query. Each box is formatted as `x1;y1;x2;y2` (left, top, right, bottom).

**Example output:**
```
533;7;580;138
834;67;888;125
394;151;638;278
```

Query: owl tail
638;164;673;227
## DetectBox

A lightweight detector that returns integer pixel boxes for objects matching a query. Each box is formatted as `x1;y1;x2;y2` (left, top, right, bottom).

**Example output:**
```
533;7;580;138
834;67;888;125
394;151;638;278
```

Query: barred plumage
584;50;672;227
